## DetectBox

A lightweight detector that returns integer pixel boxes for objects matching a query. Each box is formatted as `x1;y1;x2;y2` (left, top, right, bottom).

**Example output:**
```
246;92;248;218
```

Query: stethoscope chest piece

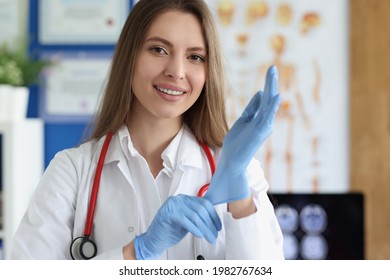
70;236;97;260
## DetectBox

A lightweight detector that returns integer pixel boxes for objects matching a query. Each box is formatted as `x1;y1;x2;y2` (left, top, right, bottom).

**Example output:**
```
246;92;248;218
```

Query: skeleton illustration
258;33;321;192
212;0;323;192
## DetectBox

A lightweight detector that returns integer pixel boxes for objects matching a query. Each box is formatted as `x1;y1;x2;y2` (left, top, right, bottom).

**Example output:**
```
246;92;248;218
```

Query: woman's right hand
133;194;222;260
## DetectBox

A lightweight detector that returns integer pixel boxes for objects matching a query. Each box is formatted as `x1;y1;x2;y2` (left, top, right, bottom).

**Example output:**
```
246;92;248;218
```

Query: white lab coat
10;125;284;260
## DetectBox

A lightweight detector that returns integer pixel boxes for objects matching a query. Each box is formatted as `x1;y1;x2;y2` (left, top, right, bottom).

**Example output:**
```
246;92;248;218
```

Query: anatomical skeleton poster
205;0;349;193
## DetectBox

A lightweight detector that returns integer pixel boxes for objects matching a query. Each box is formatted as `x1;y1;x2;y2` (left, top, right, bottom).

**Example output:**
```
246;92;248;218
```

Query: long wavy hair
89;0;229;147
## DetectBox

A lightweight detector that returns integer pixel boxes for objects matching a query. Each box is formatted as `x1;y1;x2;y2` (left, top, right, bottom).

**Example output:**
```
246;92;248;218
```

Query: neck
128;115;183;177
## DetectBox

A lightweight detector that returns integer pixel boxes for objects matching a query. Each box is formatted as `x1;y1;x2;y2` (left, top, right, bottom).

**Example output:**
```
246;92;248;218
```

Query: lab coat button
128;226;134;232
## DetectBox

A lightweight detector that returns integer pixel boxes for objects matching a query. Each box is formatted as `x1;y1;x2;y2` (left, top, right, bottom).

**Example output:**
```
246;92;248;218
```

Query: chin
154;110;183;121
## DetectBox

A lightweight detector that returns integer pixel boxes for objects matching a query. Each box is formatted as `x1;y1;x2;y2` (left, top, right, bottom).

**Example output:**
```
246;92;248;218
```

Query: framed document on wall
39;51;112;122
39;0;129;44
0;0;27;47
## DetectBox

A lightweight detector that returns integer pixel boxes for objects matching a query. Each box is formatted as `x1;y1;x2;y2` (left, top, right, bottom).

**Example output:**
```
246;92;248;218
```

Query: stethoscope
70;131;216;260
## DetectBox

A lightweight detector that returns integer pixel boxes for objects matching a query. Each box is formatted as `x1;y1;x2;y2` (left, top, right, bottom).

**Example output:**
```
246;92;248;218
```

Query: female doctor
11;0;284;260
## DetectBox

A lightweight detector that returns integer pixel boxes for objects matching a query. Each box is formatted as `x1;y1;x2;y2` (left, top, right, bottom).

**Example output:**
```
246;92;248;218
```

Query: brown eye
150;46;168;55
189;54;205;63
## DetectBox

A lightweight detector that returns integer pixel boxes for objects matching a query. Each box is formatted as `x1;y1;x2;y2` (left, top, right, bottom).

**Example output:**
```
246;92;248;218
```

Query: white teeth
157;86;184;96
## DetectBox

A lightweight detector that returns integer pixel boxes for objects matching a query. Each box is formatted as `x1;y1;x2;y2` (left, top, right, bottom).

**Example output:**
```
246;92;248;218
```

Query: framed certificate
38;0;129;44
0;0;27;47
39;51;112;122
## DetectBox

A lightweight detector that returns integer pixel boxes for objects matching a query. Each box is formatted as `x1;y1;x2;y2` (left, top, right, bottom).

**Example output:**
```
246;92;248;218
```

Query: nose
164;56;185;80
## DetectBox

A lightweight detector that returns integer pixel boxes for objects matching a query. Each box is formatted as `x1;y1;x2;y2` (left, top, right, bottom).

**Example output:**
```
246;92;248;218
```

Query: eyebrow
145;36;206;53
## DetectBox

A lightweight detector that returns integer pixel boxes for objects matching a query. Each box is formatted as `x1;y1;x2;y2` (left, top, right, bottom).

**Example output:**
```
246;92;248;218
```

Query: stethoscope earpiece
70;236;97;260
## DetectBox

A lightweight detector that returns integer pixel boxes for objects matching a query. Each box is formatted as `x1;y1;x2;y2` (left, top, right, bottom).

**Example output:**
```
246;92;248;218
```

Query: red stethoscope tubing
83;132;215;237
197;143;216;197
84;131;114;236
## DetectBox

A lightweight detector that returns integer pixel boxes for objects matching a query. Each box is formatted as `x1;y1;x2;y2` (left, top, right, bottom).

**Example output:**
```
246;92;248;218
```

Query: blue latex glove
204;65;281;205
133;194;222;260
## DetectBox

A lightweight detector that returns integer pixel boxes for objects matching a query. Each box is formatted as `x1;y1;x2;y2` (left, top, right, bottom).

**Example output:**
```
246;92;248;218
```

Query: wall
350;0;390;259
5;0;390;260
25;0;131;166
27;85;88;167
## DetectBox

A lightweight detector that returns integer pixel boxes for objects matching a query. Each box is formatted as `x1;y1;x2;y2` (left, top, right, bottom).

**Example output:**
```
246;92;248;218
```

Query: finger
196;197;222;231
177;215;204;238
180;211;219;244
185;197;221;234
240;91;262;121
184;197;221;242
258;94;281;128
264;65;279;104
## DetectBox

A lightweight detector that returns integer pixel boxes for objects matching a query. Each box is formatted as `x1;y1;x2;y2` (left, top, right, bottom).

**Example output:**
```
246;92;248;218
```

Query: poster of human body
205;0;349;193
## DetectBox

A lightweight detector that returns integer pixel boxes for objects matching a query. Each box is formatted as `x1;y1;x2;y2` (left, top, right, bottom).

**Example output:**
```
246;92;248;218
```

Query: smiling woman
10;0;284;260
92;0;228;149
131;10;206;124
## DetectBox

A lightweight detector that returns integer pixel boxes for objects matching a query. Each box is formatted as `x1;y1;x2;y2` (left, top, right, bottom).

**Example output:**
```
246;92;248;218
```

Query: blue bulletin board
27;0;134;167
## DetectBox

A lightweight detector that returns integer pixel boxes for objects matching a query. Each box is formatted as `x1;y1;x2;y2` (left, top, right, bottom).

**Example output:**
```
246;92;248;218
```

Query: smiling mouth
155;86;186;96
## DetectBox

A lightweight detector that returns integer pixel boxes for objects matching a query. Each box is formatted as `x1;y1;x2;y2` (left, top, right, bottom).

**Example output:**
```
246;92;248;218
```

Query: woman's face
131;10;207;122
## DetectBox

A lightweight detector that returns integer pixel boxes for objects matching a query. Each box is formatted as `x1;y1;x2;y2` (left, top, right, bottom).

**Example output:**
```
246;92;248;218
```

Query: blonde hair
89;0;228;147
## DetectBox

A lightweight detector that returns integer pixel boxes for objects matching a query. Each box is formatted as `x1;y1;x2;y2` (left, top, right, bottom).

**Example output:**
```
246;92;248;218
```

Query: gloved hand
133;194;222;260
204;65;281;205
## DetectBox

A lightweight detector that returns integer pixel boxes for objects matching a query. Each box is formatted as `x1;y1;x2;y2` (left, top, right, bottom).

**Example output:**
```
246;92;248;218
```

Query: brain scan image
300;234;328;260
275;204;299;233
300;203;327;233
282;233;299;260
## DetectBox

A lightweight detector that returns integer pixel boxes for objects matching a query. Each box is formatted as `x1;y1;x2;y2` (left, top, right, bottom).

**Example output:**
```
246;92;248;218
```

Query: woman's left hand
204;65;280;205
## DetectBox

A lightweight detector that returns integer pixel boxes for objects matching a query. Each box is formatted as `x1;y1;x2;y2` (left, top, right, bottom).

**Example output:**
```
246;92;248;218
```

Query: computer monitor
269;193;364;260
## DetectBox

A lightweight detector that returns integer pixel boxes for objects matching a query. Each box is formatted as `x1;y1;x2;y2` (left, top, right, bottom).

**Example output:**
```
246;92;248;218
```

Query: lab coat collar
176;125;204;170
101;126;130;164
160;127;184;177
102;124;204;171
